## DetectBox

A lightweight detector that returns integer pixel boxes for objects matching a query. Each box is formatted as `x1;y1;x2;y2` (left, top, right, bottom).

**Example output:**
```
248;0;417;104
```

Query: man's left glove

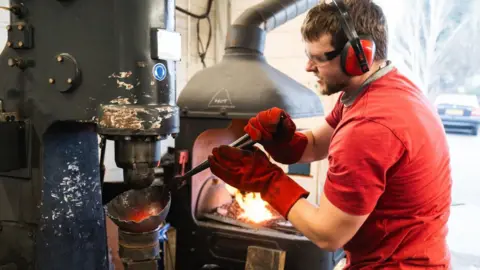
208;145;309;218
243;107;308;165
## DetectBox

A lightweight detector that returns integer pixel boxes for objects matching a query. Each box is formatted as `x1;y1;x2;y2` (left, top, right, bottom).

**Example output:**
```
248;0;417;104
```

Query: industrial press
0;0;180;269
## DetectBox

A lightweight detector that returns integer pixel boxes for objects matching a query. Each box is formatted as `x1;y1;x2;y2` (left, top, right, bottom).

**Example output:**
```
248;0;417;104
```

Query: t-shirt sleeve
325;95;344;129
323;119;405;216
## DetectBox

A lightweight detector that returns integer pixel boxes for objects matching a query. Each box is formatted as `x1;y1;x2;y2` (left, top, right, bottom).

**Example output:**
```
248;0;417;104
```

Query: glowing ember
128;205;161;222
130;212;150;222
225;184;275;223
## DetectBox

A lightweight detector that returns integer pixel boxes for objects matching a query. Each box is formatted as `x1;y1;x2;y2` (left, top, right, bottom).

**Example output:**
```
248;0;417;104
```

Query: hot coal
213;200;287;228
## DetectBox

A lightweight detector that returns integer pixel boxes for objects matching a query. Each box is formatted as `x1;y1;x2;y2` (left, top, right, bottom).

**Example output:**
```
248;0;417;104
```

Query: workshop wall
0;2;8;51
175;0;218;93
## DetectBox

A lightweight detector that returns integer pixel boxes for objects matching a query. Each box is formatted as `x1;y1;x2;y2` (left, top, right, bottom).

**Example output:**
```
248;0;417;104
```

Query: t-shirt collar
341;60;395;107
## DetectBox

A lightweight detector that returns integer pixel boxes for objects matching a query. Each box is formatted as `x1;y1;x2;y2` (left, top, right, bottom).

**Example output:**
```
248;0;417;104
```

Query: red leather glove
208;145;309;218
244;107;308;164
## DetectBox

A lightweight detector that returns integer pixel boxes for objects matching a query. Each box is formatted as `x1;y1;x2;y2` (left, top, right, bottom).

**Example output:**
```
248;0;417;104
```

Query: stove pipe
177;0;324;119
226;0;319;53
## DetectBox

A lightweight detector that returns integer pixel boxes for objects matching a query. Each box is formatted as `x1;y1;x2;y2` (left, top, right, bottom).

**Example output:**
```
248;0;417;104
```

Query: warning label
208;89;235;108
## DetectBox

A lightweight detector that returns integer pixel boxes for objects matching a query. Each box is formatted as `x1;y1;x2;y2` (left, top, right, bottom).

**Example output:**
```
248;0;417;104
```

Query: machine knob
7;57;31;70
9;4;27;18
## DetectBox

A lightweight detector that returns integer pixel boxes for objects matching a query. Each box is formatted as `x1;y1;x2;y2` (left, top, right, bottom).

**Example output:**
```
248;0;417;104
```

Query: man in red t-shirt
207;0;452;269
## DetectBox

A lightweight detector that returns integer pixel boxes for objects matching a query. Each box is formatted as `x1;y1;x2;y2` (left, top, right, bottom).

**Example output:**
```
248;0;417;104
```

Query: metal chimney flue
226;0;319;53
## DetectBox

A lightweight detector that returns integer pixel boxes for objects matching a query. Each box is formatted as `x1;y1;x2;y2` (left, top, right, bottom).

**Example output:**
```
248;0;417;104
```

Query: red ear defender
341;37;376;76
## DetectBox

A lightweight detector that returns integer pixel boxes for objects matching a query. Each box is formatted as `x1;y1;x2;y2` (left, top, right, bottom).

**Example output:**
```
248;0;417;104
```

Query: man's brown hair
301;0;388;61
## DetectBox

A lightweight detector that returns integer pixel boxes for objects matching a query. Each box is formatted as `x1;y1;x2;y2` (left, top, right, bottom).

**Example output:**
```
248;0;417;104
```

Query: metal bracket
6;22;33;50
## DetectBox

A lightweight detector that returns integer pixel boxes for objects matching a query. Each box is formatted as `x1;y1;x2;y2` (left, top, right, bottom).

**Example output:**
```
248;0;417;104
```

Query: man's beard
318;77;348;96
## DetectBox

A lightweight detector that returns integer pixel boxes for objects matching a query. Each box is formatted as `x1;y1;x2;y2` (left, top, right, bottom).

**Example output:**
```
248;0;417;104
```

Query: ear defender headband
328;0;376;76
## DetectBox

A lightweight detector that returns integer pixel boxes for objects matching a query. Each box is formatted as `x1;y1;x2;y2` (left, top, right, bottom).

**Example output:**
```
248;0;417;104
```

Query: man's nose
305;59;316;72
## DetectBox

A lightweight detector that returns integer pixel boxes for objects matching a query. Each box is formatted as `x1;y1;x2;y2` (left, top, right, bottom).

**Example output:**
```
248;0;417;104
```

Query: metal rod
175;134;253;181
228;133;251;147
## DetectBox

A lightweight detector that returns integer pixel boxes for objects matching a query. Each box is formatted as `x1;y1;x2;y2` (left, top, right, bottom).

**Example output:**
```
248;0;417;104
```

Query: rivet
67;78;73;84
7;58;15;67
18;41;23;47
17;25;23;31
6;41;11;47
57;56;63;62
49;78;55;84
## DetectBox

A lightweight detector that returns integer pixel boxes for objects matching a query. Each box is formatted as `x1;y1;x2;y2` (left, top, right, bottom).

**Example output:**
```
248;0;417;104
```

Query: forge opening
186;119;302;235
195;174;300;236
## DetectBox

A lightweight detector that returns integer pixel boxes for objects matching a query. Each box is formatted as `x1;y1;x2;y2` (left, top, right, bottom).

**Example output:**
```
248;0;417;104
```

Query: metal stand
119;228;161;269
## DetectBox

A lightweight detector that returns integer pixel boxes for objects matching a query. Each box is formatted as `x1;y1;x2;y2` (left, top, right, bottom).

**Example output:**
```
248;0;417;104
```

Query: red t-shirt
324;67;452;269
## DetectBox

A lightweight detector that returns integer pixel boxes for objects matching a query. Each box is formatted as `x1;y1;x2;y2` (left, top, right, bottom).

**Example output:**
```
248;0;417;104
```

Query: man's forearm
296;119;334;163
286;198;340;251
297;130;328;163
285;193;368;252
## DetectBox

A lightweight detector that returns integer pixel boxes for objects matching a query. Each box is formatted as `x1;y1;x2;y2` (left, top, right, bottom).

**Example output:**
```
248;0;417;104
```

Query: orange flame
225;184;274;223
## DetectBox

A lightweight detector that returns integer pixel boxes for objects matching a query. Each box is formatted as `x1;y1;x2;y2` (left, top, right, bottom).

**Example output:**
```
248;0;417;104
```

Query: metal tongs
173;133;255;188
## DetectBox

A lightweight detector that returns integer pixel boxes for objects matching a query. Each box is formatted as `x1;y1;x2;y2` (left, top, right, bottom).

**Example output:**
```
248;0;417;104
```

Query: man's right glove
208;145;309;218
244;107;308;164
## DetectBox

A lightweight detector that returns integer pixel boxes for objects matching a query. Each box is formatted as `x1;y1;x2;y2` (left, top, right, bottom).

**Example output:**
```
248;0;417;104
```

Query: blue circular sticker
153;63;167;81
